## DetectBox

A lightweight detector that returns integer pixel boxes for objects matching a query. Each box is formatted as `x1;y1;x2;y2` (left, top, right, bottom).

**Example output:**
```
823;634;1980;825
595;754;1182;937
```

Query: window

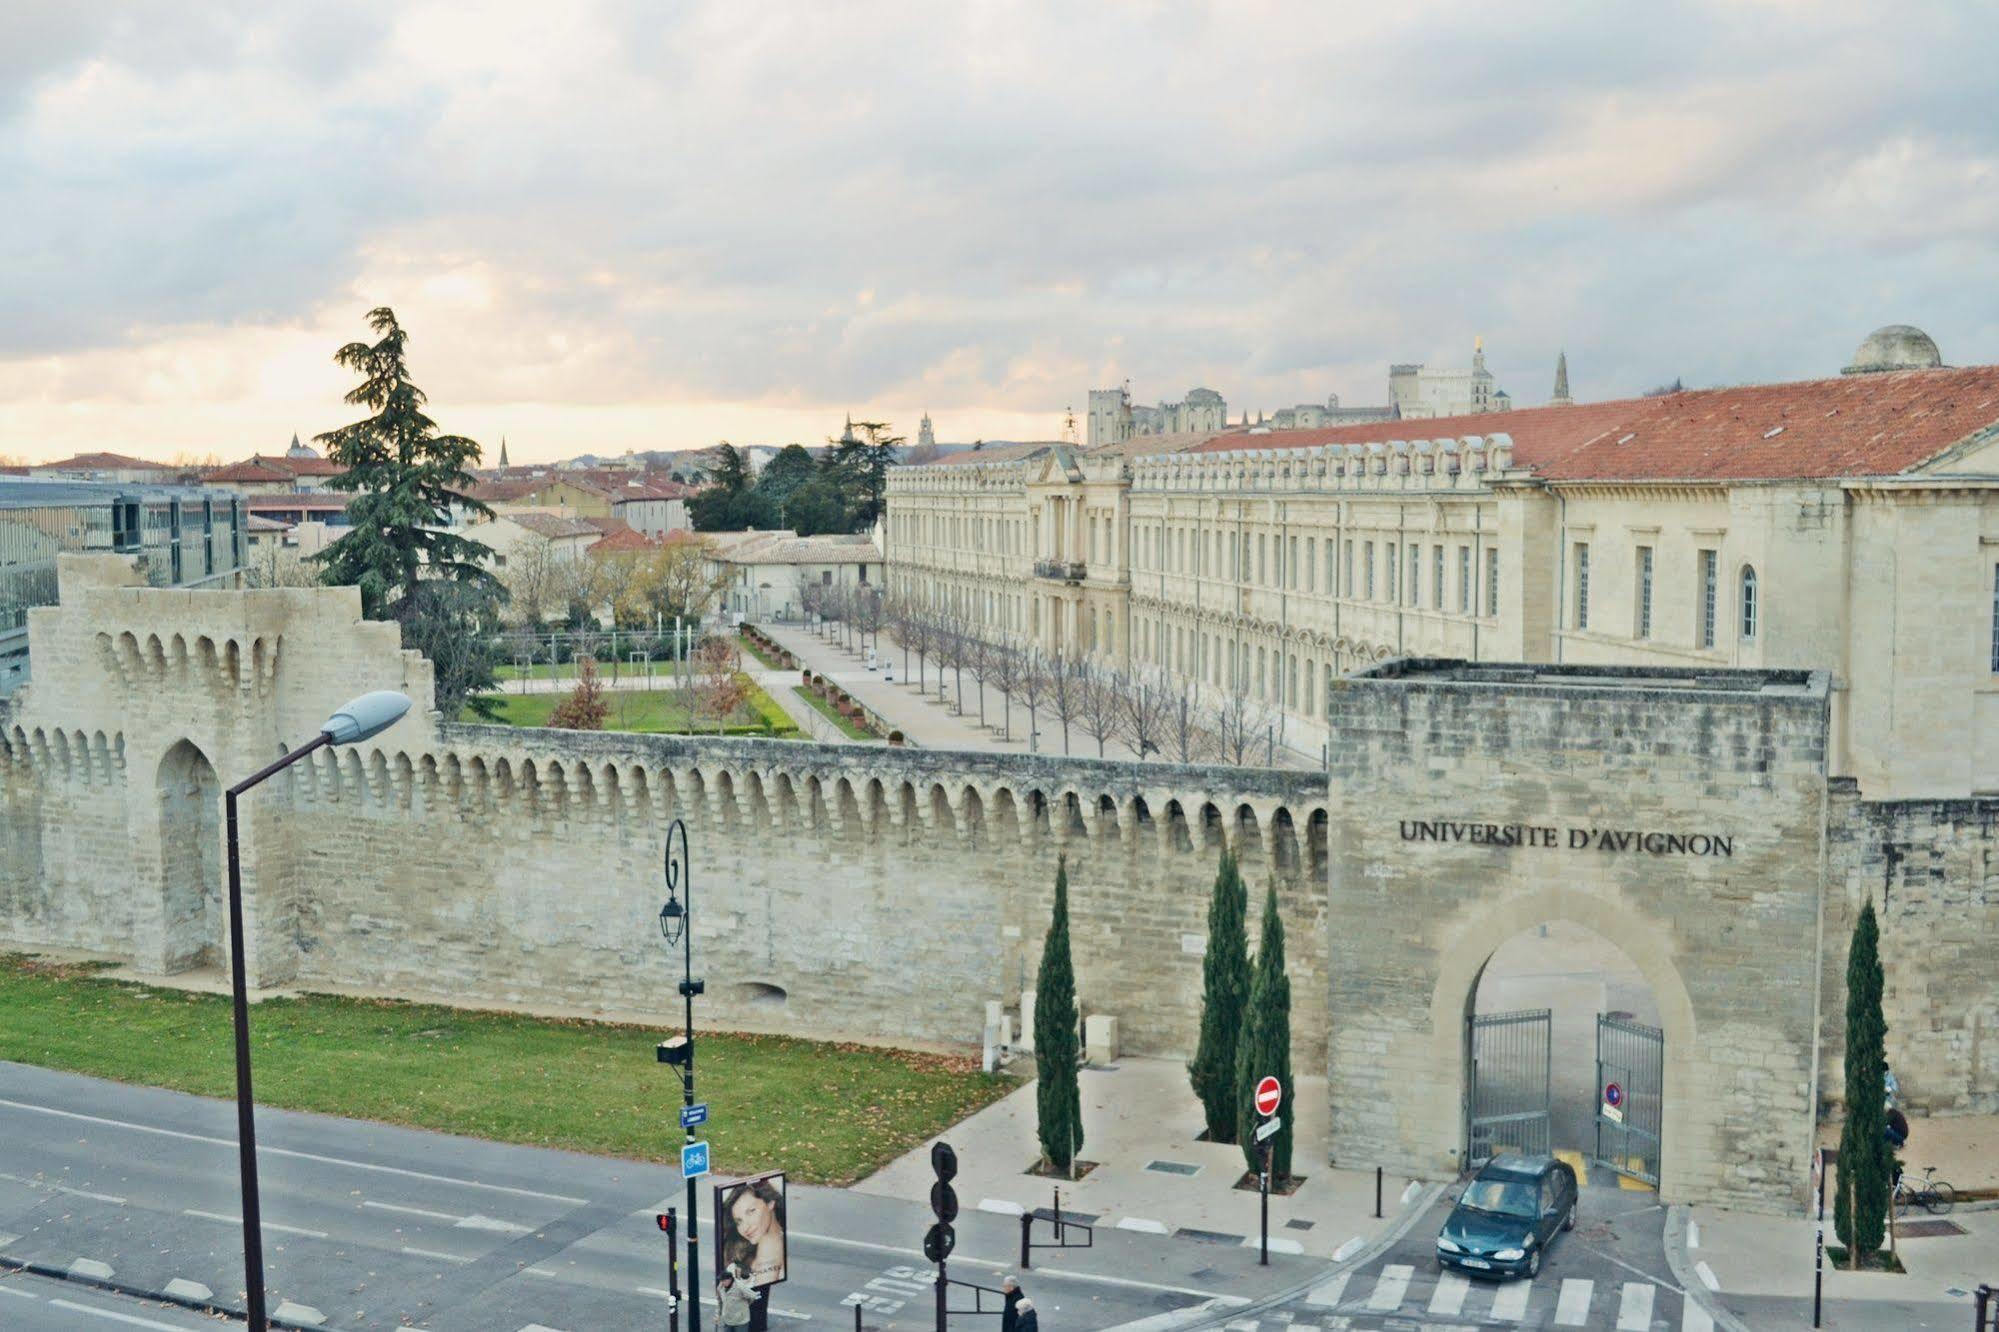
1993;564;1999;672
1740;565;1758;639
1485;549;1500;617
1573;542;1590;630
1408;546;1419;606
1433;545;1444;609
1343;540;1353;595
1258;534;1267;584
1329;540;1339;594
1636;546;1653;639
1305;538;1316;591
1386;543;1397;601
1289;536;1299;589
1699;550;1718;648
1458;546;1471;613
1364;542;1375;599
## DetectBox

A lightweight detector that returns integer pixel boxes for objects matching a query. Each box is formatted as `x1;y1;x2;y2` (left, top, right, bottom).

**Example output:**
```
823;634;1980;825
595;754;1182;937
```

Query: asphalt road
0;1063;1313;1330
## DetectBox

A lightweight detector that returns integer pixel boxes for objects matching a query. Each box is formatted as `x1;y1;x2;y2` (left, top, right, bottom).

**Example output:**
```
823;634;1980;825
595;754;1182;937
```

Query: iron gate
1465;1008;1551;1168
1596;1014;1664;1187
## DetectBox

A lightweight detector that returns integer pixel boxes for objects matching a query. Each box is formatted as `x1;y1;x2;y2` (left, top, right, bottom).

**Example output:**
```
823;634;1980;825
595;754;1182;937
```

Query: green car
1435;1154;1577;1279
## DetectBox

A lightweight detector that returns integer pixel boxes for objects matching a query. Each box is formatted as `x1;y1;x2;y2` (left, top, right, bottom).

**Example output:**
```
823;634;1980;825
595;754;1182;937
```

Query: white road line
0;1171;126;1204
1687;1219;1700;1249
1695;1260;1719;1290
182;1209;328;1239
1304;1273;1348;1308
0;1098;589;1205
401;1245;473;1264
458;1213;529;1233
1365;1264;1412;1312
1488;1278;1532;1320
364;1200;461;1221
1684;1298;1716;1332
1616;1281;1656;1330
49;1299;189;1330
1554;1277;1593;1324
786;1229;1239;1303
0;1284;36;1299
1428;1272;1469;1315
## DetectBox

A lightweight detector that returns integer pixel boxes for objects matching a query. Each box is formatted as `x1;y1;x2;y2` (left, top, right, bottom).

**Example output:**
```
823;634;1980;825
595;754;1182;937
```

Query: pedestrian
1885;1104;1910;1150
1000;1276;1022;1332
1014;1295;1040;1331
717;1263;756;1328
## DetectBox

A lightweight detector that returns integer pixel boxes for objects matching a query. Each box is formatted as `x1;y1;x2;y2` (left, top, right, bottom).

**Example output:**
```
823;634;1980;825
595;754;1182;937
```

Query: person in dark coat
1000;1276;1022;1332
1014;1295;1040;1331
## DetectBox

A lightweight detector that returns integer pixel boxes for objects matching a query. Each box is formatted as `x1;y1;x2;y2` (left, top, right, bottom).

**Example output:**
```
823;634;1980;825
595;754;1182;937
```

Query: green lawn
497;661;683;684
0;956;1007;1184
468;687;800;738
736;634;785;671
793;686;879;741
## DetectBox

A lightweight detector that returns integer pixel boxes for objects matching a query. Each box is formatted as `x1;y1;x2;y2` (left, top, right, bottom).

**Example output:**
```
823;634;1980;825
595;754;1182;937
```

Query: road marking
0;1284;36;1299
458;1213;529;1233
1489;1278;1531;1320
1303;1274;1348;1307
49;1300;190;1329
0;1171;126;1204
182;1209;328;1239
1428;1272;1469;1315
1365;1264;1411;1311
0;1098;589;1205
787;1229;1239;1303
1684;1298;1716;1332
1554;1277;1593;1324
1687;1219;1700;1248
1695;1260;1719;1290
364;1200;461;1221
402;1245;473;1264
1616;1281;1656;1330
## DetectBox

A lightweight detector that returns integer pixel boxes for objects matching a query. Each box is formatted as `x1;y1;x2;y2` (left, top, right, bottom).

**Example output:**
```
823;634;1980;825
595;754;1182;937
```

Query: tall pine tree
1189;849;1250;1143
1235;884;1294;1180
314;308;503;717
1035;857;1084;1171
1834;899;1888;1267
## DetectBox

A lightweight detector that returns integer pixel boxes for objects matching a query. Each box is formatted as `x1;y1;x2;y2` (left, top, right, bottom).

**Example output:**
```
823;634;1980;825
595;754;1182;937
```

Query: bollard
1020;1209;1033;1270
854;1304;863;1332
1375;1166;1383;1219
1978;1284;1993;1332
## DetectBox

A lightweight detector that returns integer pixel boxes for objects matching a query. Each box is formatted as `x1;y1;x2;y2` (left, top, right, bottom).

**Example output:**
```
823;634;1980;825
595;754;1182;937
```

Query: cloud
3;0;1998;462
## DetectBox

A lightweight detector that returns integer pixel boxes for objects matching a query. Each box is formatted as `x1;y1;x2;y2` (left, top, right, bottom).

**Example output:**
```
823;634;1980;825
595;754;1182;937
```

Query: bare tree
986;641;1021;741
690;635;750;734
500;534;565;626
1045;653;1081;755
1207;680;1278;766
965;632;994;729
854;586;884;657
904;606;936;695
1075;661;1121;758
1164;682;1210;764
936;617;967;714
1015;648;1048;751
1114;667;1174;761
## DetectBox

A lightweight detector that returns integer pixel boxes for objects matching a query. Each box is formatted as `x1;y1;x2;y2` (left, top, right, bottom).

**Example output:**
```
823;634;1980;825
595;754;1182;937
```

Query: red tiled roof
589;527;658;555
203;460;297;483
30;452;174;471
459;477;547;503
1188;365;1999;482
243;491;346;511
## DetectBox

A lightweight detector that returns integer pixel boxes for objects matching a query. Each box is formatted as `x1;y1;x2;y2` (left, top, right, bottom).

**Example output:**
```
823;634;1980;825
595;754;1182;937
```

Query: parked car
1435;1154;1577;1278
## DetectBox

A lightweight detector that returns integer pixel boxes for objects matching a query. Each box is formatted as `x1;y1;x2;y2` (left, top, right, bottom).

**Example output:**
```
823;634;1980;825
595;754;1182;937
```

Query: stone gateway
3;558;1996;1213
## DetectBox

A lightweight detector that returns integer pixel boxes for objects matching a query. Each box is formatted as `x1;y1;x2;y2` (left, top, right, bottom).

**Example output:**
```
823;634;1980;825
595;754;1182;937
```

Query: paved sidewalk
854;1056;1422;1264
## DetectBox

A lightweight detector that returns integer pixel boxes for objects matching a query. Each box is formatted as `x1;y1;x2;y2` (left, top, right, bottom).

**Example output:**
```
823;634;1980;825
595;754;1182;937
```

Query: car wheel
1528;1248;1541;1279
1562;1203;1575;1231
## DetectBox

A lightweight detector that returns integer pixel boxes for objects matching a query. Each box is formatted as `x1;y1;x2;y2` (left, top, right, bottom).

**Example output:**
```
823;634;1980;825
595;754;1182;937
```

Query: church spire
499;435;510;468
1551;350;1572;406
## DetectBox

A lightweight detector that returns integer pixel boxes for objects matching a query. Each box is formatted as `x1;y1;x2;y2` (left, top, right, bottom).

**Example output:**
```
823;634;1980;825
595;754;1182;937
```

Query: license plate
1461;1258;1490;1269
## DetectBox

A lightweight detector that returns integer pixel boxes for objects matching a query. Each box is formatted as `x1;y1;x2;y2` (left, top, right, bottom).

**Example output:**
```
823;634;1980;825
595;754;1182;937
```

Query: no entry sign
1254;1076;1282;1118
1604;1082;1624;1109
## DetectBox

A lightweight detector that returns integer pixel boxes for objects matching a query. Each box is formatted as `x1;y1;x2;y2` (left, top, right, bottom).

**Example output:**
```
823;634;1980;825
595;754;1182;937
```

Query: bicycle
1893;1165;1956;1217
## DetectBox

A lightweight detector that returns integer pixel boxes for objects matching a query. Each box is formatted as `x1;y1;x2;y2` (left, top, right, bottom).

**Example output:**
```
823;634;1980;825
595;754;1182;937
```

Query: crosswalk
1268;1263;1715;1329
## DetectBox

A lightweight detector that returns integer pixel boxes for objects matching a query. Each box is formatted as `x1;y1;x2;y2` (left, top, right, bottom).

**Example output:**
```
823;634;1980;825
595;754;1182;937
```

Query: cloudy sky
4;1;1997;465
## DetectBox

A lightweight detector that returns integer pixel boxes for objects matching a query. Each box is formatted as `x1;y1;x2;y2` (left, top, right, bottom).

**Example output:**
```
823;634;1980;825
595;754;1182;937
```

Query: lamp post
224;689;412;1330
657;818;704;1332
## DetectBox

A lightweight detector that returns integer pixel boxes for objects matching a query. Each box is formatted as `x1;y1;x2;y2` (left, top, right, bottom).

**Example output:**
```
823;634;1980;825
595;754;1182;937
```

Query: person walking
717;1263;756;1328
1000;1276;1023;1332
1014;1295;1040;1331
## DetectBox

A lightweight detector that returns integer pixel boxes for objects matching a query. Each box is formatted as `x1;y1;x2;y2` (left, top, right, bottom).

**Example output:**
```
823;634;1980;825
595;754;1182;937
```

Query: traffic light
657;1211;675;1237
924;1141;958;1264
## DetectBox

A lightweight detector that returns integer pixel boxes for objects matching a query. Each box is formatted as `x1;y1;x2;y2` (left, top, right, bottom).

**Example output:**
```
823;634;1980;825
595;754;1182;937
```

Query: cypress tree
1236;884;1294;1179
1035;857;1084;1170
1834;900;1888;1266
1188;849;1250;1143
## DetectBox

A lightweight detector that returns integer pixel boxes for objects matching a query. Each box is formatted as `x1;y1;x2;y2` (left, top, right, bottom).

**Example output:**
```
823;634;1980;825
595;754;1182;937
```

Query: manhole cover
1897;1219;1966;1239
1285;1218;1315;1231
1146;1160;1200;1176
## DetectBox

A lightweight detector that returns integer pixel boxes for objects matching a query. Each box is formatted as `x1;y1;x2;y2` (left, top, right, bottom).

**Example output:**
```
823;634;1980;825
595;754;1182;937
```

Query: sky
4;1;1998;466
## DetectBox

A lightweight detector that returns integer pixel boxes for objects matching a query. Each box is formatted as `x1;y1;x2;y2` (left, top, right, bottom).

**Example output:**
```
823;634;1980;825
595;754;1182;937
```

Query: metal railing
1032;559;1086;583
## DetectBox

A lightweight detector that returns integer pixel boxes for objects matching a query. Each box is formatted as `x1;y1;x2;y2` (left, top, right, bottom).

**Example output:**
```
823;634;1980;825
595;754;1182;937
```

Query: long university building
886;327;1999;797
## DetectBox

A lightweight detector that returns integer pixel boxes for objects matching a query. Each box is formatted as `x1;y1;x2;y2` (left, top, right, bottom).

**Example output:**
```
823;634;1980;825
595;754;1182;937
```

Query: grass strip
467;687;801;738
0;955;1005;1184
792;686;878;741
736;634;785;671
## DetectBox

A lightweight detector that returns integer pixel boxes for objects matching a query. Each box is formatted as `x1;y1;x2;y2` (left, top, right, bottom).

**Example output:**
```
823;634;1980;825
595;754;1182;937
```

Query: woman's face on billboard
731;1188;775;1242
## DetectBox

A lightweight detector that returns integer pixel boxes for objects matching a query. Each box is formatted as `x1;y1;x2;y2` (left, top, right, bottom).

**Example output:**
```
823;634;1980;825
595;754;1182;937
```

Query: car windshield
1460;1178;1540;1219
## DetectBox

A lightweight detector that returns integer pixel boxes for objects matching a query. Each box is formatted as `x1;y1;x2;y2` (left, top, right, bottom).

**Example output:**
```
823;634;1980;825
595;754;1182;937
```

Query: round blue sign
1604;1082;1624;1108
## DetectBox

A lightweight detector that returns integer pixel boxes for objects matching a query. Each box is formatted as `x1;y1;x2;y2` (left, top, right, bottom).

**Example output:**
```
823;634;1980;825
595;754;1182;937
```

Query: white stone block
68;1257;114;1281
164;1278;215;1302
1019;989;1036;1053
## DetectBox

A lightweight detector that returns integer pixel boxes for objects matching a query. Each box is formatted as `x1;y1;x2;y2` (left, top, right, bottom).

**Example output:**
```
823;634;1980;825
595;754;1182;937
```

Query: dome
1843;324;1942;374
285;431;319;460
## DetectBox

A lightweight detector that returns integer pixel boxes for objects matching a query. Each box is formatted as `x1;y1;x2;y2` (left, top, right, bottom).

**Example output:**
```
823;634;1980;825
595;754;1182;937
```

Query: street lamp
656;818;705;1332
224;689;411;1330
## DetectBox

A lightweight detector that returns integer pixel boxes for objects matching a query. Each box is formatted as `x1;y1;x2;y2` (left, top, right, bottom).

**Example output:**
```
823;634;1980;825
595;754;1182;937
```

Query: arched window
1740;565;1759;640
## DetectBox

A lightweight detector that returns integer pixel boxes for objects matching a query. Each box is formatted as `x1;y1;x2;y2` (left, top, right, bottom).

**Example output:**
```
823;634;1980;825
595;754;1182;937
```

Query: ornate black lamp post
657;818;703;1332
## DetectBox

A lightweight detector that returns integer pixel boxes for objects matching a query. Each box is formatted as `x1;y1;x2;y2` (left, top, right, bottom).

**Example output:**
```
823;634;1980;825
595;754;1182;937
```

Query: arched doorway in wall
157;739;222;973
1465;921;1665;1190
